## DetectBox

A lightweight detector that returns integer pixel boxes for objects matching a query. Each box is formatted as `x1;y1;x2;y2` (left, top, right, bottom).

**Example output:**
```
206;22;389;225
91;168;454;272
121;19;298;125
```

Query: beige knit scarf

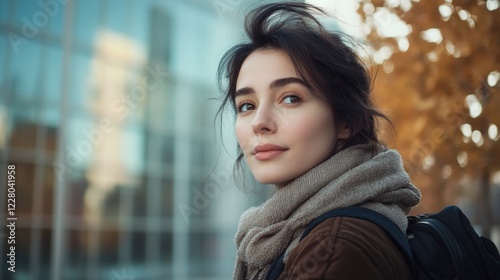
232;144;421;280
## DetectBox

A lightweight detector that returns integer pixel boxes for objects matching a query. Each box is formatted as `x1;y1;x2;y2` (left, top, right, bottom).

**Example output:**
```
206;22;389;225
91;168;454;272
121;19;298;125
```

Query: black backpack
266;205;500;280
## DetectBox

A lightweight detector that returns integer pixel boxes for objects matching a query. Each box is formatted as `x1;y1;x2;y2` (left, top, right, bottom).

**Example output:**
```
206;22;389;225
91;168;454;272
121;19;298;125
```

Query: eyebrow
234;77;309;98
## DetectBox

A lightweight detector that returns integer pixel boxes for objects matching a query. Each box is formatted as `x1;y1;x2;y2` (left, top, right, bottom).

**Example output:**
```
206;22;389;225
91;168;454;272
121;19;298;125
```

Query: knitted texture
233;144;421;279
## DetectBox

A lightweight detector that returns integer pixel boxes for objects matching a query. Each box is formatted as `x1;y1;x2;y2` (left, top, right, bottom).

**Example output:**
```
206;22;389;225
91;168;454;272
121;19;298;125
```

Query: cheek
235;120;250;150
295;115;336;145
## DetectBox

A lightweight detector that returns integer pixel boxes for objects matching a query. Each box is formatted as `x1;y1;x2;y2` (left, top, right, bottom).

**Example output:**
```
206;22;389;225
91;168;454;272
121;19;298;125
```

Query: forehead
236;49;298;88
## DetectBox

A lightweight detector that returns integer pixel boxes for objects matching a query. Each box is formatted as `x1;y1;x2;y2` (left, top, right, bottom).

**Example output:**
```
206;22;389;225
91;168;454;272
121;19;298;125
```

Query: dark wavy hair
216;2;390;175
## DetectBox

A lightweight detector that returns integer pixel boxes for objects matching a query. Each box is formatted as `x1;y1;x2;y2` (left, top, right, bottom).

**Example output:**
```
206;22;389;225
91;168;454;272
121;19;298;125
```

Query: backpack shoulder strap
302;207;415;268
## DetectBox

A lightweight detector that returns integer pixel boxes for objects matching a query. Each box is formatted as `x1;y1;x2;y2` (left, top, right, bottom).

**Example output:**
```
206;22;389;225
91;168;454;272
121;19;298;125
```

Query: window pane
73;0;100;45
9;39;42;106
0;0;9;22
43;45;63;107
69;52;91;114
106;0;127;33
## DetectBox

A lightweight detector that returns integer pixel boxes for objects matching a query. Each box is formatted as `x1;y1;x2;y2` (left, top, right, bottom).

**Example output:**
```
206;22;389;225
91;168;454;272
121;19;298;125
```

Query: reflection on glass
0;1;267;279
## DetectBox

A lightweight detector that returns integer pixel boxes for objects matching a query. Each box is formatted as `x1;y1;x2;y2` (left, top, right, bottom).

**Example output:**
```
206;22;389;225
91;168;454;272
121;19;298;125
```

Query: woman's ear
338;124;351;140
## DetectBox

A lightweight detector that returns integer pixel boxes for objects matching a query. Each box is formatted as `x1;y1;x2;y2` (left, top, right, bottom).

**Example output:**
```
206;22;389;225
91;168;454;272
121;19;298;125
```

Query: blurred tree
358;0;500;236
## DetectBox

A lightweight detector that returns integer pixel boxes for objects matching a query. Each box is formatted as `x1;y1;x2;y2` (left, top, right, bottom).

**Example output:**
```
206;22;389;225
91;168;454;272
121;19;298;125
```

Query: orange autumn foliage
358;0;500;215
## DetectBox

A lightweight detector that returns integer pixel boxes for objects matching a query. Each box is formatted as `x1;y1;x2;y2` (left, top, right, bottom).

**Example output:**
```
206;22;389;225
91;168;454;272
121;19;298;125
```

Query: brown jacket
279;216;413;280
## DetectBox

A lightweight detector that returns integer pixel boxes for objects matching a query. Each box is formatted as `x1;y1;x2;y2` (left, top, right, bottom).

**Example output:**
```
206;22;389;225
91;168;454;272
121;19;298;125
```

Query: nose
251;104;277;135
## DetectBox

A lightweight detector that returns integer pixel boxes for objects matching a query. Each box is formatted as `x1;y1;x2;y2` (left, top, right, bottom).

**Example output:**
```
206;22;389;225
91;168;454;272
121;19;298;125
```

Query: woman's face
235;48;350;187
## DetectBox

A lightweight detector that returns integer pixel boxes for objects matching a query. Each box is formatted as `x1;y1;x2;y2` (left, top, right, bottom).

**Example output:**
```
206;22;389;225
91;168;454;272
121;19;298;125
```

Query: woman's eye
282;95;301;104
238;103;254;112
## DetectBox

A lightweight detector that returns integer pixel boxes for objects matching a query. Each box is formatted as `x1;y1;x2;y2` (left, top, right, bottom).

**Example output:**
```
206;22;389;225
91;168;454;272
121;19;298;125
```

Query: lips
252;143;288;160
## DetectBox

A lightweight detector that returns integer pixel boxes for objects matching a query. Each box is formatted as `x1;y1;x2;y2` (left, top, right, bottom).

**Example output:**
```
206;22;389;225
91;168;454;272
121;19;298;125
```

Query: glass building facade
0;0;270;279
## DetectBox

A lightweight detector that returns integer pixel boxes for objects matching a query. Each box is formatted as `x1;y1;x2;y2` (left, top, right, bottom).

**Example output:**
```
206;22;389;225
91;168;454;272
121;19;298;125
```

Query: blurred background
0;0;498;279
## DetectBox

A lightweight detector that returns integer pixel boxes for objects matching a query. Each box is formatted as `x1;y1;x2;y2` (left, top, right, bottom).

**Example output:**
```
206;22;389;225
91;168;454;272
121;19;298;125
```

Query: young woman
217;2;422;279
